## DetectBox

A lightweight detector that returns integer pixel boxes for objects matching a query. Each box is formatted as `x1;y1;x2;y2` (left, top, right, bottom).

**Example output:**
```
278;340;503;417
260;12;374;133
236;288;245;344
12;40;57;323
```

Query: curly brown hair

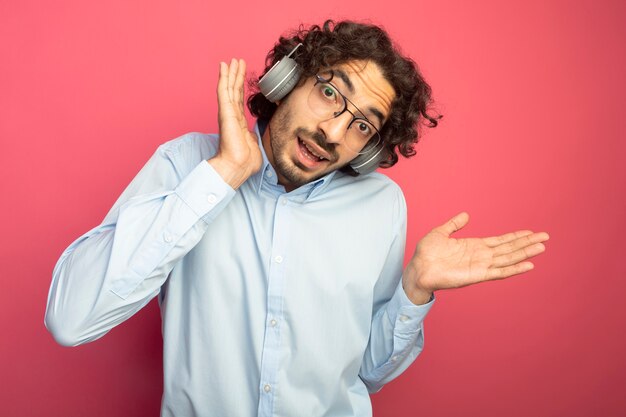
248;20;441;175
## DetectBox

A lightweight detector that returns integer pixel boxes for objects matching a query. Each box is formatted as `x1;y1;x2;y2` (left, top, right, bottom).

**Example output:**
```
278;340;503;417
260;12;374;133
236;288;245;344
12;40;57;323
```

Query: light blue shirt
45;122;435;417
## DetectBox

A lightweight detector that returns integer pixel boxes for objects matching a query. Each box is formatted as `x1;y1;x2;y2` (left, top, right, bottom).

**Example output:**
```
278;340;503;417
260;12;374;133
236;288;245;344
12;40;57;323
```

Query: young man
46;21;548;417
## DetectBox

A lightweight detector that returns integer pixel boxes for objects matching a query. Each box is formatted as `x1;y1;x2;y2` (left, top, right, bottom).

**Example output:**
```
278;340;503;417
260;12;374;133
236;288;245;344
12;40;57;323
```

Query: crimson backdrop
2;0;625;416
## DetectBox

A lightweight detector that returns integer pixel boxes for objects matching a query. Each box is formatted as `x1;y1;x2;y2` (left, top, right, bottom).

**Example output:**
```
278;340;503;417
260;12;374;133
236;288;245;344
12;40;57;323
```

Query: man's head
248;20;440;189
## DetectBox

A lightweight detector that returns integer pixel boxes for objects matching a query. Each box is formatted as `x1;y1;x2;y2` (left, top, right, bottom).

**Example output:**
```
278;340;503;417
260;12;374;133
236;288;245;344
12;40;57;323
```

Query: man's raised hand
208;59;263;190
402;212;549;305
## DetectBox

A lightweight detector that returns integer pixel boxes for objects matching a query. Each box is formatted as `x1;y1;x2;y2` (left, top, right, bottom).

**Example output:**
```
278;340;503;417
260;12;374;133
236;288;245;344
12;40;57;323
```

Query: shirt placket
257;194;291;416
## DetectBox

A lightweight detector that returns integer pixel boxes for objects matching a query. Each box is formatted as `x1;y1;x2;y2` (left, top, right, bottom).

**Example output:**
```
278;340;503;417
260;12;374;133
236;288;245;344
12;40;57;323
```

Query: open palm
405;212;549;295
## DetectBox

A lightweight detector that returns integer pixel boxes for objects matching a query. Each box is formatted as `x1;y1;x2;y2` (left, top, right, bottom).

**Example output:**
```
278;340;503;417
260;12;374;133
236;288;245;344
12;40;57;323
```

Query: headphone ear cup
349;141;388;175
258;56;302;103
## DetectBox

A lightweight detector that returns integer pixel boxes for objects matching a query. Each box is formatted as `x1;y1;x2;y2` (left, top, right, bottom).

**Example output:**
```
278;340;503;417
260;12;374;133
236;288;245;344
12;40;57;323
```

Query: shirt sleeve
358;187;435;393
45;133;236;347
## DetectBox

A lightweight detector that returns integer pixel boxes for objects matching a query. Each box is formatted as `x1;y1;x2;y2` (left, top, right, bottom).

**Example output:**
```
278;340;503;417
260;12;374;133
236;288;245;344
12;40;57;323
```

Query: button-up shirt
45;122;434;417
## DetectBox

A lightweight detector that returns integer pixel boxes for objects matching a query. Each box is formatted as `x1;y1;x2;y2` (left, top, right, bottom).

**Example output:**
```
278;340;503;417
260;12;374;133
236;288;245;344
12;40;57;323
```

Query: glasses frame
310;73;382;154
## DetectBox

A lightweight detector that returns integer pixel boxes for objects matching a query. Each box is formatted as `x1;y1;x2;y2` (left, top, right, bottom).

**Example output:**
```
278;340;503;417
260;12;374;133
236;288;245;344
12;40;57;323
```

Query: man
45;20;548;416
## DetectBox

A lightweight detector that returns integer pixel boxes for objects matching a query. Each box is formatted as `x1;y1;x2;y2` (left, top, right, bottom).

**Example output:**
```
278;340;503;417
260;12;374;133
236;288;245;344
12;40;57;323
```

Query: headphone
258;44;388;175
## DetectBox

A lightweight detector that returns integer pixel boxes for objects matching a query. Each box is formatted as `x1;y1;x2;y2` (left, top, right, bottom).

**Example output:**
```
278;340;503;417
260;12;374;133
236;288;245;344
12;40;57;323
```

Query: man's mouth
297;137;330;167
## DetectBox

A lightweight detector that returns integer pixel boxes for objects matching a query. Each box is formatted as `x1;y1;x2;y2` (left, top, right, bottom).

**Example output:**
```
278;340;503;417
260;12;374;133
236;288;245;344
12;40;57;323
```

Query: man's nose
318;111;351;144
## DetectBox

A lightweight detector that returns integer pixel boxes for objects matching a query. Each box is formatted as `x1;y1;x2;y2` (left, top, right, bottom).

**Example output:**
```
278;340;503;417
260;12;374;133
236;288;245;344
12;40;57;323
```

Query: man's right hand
208;59;263;190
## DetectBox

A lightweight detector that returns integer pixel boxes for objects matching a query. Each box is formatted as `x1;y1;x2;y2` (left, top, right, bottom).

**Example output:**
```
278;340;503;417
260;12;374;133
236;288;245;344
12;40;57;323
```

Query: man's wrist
207;156;251;190
402;281;433;305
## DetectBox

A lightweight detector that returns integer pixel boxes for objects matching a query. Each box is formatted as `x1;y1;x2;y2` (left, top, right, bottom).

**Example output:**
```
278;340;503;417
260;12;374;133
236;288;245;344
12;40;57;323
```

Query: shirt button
163;233;173;243
391;355;398;362
266;171;273;177
281;198;287;205
274;255;283;263
263;384;271;393
399;315;410;322
270;319;277;327
207;194;217;204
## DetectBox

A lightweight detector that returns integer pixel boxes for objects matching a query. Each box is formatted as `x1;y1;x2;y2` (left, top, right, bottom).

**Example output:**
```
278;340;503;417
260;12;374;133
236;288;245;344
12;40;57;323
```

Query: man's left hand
402;212;549;305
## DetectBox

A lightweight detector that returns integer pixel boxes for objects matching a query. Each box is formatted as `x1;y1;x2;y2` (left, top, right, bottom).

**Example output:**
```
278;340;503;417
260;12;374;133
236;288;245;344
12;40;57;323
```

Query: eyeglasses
307;73;382;154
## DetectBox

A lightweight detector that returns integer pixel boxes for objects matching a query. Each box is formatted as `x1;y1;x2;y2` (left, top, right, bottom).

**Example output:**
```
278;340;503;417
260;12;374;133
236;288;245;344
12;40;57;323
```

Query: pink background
2;0;625;416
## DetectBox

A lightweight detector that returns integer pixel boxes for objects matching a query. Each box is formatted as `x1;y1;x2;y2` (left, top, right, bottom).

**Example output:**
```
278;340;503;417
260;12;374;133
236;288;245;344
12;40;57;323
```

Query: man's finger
483;230;533;248
492;232;549;257
437;212;470;236
492;243;546;268
228;58;238;98
234;59;246;107
485;262;534;281
217;61;229;109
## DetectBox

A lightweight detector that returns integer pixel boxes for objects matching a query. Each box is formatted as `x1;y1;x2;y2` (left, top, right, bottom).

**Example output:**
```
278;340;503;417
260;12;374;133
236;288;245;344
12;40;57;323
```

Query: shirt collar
250;119;340;201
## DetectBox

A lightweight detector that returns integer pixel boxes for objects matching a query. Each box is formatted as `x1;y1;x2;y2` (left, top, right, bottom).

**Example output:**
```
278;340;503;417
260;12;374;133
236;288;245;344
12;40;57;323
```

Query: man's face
262;60;395;191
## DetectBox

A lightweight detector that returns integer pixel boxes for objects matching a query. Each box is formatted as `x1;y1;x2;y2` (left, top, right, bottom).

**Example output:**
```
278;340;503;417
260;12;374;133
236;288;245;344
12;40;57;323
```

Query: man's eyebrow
368;107;385;128
332;68;386;128
332;68;354;94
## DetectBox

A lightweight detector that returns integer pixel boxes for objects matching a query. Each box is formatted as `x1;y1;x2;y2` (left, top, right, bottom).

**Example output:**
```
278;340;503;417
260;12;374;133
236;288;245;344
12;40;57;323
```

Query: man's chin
276;158;336;189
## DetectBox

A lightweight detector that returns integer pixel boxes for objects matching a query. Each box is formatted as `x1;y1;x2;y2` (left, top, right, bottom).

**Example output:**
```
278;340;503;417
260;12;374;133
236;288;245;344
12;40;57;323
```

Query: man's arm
45;138;236;346
45;59;260;346
358;189;434;393
359;206;549;392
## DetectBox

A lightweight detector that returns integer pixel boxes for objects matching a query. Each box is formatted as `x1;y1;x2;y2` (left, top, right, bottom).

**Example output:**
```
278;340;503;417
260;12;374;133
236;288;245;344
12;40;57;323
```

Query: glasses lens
308;80;345;119
346;120;381;154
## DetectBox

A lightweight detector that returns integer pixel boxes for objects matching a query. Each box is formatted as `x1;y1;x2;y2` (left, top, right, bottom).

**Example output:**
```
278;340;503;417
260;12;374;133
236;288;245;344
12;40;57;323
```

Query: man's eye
321;85;337;100
356;122;372;136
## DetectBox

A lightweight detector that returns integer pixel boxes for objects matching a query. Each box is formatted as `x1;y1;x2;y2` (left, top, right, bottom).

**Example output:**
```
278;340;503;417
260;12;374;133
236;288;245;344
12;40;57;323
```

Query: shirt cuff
387;279;435;335
175;160;236;224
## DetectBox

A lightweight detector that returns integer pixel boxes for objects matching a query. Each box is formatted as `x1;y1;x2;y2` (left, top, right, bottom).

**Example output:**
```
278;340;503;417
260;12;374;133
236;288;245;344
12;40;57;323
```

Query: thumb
438;212;470;236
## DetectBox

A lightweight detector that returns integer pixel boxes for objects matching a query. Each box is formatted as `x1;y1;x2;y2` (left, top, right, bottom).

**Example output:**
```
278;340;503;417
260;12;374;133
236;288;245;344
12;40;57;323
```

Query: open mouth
297;137;329;167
